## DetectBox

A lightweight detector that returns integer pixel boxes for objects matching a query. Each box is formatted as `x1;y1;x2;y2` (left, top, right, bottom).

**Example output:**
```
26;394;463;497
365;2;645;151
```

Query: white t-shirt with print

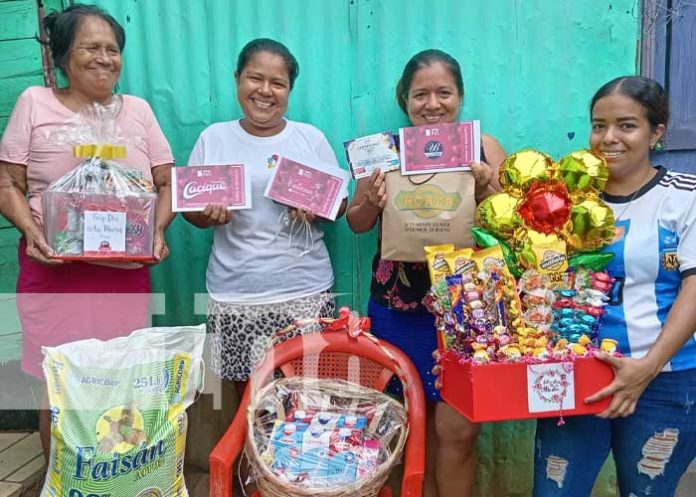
187;119;341;304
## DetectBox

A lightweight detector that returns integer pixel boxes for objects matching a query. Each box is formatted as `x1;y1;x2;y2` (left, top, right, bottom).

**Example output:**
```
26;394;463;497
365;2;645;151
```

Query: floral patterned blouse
370;147;487;313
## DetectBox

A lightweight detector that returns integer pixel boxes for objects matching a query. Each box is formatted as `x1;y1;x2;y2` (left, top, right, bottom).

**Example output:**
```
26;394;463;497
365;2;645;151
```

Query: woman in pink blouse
0;5;174;458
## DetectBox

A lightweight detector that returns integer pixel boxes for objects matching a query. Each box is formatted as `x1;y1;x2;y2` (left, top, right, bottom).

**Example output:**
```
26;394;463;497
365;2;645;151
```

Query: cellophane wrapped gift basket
246;378;408;497
42;96;157;262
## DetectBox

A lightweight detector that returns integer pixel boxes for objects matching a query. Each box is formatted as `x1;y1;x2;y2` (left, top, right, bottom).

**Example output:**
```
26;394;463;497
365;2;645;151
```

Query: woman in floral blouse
346;49;505;497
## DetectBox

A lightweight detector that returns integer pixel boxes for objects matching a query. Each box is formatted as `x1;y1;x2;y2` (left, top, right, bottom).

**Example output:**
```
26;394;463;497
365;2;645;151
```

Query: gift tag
83;210;127;253
527;362;575;413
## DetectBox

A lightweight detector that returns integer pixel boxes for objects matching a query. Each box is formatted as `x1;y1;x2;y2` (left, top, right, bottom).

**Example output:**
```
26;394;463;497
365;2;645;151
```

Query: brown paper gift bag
381;170;476;261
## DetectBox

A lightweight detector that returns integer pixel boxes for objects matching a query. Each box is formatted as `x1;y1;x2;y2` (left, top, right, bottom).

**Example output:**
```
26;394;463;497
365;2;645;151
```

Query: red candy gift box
438;350;613;423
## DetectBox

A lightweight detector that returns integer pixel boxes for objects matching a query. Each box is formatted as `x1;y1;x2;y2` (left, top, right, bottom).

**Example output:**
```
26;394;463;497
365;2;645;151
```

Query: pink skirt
16;238;151;379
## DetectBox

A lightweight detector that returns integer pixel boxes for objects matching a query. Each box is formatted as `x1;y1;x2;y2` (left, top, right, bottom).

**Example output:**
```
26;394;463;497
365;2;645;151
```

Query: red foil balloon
517;181;571;234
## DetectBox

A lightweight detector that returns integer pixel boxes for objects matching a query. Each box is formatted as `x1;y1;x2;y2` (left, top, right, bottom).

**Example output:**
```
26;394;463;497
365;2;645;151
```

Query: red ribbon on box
321;306;371;338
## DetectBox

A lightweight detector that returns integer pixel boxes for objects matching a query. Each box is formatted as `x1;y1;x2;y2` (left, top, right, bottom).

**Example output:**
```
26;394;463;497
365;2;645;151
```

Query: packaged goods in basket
40;325;206;497
247;378;408;497
42;96;157;262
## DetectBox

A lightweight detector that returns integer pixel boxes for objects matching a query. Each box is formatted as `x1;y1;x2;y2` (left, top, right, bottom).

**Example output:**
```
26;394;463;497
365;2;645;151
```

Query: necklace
602;168;655;222
610;188;641;222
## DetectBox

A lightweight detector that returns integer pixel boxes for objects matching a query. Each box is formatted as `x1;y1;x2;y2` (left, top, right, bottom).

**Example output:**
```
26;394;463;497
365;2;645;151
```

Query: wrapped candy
471;227;523;277
514;229;569;286
426;244;455;284
600;339;619;354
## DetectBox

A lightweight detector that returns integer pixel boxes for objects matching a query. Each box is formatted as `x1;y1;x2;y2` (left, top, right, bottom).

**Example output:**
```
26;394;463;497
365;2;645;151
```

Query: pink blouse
0;86;174;225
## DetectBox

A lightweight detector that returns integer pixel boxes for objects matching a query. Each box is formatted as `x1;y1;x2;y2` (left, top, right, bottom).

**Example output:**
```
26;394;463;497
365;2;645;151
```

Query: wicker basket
246;377;409;497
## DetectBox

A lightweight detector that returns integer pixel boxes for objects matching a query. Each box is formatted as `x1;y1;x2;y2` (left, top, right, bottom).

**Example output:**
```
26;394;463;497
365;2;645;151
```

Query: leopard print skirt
207;291;336;381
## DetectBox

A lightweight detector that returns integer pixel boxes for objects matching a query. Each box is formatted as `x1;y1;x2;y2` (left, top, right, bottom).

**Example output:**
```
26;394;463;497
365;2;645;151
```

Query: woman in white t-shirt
184;38;345;391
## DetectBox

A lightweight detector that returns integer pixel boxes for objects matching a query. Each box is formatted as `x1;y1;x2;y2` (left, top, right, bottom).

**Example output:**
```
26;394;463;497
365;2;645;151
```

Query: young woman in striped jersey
533;76;696;497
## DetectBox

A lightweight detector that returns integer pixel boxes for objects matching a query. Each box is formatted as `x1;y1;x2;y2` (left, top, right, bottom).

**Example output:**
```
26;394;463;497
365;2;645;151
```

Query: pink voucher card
399;121;480;175
263;157;350;220
172;164;251;212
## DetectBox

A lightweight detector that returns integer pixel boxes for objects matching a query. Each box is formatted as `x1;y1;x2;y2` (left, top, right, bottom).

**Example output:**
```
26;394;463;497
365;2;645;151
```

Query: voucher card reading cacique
343;131;400;179
399;121;480;175
172;164;251;212
264;157;350;221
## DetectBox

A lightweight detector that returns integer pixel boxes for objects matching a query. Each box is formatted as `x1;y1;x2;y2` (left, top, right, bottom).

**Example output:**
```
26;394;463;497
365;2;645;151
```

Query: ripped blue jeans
533;369;696;497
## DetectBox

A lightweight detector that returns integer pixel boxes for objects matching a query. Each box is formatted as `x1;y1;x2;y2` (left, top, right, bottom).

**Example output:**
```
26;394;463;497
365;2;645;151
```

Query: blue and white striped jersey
600;166;696;371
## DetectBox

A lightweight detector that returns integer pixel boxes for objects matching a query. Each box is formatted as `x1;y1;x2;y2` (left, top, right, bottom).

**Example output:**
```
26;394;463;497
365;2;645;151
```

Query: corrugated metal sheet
93;0;639;326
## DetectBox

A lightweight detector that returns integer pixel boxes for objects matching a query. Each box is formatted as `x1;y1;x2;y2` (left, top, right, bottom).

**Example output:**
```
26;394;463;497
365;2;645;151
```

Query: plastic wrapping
246;378;408;497
42;96;157;261
40;324;206;497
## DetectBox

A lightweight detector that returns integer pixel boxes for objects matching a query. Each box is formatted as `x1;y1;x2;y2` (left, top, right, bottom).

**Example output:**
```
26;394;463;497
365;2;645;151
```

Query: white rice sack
40;325;206;497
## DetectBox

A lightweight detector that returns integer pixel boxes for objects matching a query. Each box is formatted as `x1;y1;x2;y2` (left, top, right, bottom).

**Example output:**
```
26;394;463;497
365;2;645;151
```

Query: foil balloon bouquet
42;96;157;262
427;149;620;422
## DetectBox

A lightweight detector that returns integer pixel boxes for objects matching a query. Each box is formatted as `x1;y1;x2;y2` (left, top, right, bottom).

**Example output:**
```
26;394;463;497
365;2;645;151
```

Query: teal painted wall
0;1;640;495
88;0;640;331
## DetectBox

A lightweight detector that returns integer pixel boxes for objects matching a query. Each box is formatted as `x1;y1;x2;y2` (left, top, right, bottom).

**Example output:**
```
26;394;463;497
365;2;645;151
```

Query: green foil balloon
476;192;522;238
499;149;556;189
566;193;616;252
568;252;615;271
471;227;523;277
558;149;610;192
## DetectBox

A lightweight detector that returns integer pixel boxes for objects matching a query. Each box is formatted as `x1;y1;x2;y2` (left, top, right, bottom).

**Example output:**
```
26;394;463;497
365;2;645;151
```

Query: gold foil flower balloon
558;149;610;192
566;193;616;251
476;193;522;238
499;150;556;189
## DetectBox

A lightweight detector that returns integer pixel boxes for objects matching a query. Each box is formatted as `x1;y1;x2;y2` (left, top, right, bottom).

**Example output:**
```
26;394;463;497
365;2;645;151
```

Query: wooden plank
0;0;37;41
0;482;21;497
0;228;20;293
5;454;45;484
0;39;42;80
0;432;41;480
42;0;67;16
0;73;44;119
0;433;25;453
0;39;43;117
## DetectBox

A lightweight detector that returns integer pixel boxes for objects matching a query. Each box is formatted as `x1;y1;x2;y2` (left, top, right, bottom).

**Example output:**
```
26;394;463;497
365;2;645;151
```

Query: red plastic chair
209;324;426;497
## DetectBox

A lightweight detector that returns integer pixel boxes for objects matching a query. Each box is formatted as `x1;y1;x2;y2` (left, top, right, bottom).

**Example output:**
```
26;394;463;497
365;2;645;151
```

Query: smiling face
405;61;462;126
65;16;122;102
590;93;665;182
235;51;291;137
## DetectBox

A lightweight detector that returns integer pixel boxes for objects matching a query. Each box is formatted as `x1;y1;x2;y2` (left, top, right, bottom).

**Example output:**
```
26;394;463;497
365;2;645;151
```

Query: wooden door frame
640;0;696;150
